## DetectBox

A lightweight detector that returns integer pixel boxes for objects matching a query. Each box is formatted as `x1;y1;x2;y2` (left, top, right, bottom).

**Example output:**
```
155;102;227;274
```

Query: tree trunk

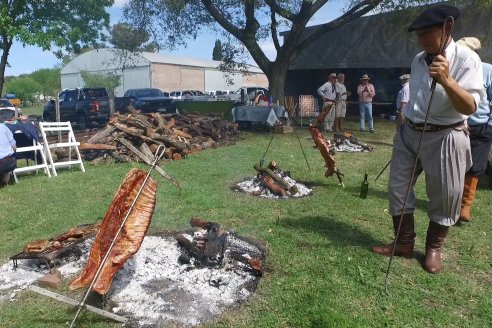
267;62;288;106
0;39;12;96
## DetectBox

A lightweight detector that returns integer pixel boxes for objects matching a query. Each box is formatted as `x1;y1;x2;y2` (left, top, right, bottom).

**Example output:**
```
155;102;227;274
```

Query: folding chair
298;95;319;127
12;138;51;183
39;122;85;177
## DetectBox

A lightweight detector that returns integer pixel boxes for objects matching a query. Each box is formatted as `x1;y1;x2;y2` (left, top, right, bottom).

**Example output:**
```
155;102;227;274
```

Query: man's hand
429;54;451;86
430;55;476;115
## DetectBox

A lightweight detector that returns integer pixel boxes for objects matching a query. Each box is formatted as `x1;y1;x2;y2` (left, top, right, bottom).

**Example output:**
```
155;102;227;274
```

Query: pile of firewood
79;111;239;163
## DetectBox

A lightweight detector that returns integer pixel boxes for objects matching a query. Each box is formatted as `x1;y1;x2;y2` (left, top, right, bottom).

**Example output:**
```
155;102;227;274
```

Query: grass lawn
0;117;491;327
19;104;44;117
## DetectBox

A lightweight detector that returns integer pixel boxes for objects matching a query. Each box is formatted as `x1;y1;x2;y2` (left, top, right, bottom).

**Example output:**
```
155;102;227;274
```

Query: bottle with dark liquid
360;171;369;199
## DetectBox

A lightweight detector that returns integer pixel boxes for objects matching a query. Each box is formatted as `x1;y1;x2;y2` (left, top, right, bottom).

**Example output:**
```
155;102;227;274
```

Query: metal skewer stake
70;145;167;327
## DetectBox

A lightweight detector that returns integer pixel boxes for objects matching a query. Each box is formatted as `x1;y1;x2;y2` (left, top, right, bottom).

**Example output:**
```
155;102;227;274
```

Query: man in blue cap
372;4;484;274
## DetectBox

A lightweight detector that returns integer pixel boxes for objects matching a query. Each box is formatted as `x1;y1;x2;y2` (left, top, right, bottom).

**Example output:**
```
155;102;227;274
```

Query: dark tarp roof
286;3;492;70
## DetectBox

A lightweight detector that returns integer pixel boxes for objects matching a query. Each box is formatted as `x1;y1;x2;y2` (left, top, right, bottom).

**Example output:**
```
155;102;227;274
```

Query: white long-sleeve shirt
404;39;484;125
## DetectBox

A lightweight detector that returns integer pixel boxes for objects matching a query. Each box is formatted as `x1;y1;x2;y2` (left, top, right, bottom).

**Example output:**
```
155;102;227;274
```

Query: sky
4;1;345;77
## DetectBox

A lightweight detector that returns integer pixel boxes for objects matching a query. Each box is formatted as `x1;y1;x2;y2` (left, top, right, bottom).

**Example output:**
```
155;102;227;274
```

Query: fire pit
1;231;263;327
233;160;313;198
331;132;374;152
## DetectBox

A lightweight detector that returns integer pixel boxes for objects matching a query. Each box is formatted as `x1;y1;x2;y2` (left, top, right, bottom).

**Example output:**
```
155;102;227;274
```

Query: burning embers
234;160;313;198
176;218;266;276
331;132;374;152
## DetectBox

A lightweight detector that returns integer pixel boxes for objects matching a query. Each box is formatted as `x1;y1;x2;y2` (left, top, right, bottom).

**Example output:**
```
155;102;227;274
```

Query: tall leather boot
424;221;449;274
459;175;479;222
333;118;339;131
372;213;415;258
339;117;344;131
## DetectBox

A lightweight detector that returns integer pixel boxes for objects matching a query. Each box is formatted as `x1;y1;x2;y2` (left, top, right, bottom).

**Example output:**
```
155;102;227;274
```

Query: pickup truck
124;88;177;113
43;88;131;129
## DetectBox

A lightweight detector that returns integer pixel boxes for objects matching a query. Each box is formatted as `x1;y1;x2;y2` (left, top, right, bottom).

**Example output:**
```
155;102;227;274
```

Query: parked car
227;87;269;102
43;88;131;129
169;90;198;100
124;88;177;113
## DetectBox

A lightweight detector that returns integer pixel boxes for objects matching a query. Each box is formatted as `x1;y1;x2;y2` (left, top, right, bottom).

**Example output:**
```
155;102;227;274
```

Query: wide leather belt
407;119;465;132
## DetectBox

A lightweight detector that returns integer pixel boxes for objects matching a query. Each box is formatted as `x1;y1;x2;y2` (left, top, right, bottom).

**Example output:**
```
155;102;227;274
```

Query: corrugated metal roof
62;48;264;74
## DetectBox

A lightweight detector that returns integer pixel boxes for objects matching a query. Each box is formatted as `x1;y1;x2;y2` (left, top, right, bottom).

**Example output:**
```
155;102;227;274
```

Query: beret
456;37;481;51
399;74;410;80
408;4;460;32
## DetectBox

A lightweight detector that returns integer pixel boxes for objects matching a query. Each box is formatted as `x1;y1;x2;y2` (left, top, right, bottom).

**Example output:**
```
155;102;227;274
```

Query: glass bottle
360;171;369;199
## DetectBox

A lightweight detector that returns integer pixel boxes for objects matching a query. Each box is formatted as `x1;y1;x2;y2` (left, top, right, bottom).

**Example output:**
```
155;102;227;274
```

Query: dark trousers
0;155;16;174
468;123;492;176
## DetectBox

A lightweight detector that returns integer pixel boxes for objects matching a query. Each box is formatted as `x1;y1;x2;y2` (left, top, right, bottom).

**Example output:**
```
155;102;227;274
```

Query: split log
118;138;181;189
163;147;173;159
113;122;144;138
172;129;193;140
259;175;287;196
87;125;116;144
149;112;166;129
150;133;187;152
139;142;155;159
164;117;176;130
79;143;117;151
254;164;298;195
149;144;160;154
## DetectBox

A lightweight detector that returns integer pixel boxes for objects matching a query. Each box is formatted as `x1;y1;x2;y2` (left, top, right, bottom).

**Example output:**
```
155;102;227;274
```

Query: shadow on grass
281;215;379;250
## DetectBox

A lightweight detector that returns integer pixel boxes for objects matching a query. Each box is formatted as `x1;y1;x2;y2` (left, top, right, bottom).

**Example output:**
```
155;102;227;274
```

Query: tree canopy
4;76;42;104
122;0;450;103
0;0;113;95
109;22;158;52
80;70;121;94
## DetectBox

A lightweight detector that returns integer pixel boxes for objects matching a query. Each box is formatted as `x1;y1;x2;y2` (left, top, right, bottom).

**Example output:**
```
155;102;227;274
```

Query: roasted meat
309;124;345;186
69;168;157;294
23;239;51;253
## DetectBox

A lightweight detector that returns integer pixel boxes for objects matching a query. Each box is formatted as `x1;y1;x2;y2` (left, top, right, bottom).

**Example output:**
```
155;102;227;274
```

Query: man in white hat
455;37;492;224
357;74;376;132
396;74;411;126
372;4;484;274
317;72;338;132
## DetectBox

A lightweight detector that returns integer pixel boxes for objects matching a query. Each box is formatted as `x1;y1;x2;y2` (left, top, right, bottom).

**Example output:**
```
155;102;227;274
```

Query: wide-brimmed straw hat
456;37;481;52
360;74;370;80
399;74;410;80
329;72;337;78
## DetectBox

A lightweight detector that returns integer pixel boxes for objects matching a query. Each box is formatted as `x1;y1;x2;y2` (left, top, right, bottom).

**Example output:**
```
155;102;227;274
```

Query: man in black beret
372;4;484;274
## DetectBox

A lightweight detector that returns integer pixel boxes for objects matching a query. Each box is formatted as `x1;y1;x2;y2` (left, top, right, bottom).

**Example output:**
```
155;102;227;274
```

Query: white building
61;48;268;96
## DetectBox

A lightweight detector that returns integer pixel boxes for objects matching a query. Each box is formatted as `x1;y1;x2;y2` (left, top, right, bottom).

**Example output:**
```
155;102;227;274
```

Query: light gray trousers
388;123;472;226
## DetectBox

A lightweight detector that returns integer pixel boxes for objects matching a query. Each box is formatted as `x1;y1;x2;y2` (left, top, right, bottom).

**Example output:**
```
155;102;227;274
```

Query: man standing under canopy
371;4;484;274
317;73;337;132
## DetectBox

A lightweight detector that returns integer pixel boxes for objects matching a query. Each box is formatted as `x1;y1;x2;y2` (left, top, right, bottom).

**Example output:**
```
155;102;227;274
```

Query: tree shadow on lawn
281;214;380;251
